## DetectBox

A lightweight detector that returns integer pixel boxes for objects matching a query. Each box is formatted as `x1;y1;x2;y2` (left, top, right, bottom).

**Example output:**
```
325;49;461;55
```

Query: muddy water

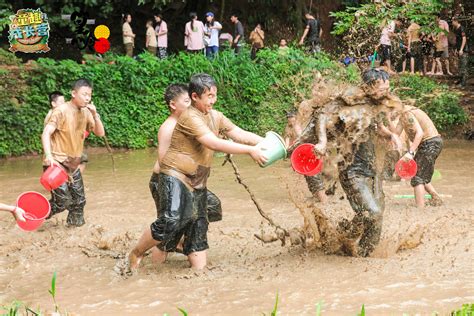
1;141;473;315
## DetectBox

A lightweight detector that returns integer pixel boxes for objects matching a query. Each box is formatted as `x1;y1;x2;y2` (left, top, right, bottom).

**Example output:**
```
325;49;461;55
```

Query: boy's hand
250;146;268;166
402;152;414;161
12;206;26;222
43;153;57;167
86;102;98;116
313;143;326;156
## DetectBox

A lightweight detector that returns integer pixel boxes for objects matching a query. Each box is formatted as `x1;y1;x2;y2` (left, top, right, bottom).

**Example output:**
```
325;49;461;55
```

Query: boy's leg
183;188;209;269
130;227;160;269
305;174;327;203
414;184;426;208
47;178;73;219
188;250;207;269
67;169;87;227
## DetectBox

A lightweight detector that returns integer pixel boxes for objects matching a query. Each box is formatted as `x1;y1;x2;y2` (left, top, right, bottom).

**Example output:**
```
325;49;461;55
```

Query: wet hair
362;68;390;86
190;12;197;30
72;78;93;91
189;73;217;97
164;84;188;105
49;91;63;106
123;13;131;23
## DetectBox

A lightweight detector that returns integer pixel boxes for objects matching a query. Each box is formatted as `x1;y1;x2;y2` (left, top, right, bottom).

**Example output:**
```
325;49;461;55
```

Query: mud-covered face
365;79;390;101
192;86;217;115
71;86;92;108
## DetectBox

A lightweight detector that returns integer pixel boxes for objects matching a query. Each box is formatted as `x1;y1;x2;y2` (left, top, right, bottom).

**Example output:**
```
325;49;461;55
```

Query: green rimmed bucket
259;131;287;168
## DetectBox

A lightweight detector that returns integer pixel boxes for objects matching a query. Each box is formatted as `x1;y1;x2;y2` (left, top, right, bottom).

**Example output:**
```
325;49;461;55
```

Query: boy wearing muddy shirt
149;83;223;263
313;69;401;257
130;73;267;270
388;104;443;208
42;79;105;226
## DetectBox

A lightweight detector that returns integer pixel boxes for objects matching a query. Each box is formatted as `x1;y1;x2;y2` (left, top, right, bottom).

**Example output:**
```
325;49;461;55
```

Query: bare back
152;116;178;173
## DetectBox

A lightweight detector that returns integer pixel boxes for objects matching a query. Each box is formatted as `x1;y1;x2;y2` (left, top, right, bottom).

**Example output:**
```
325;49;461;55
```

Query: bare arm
299;26;310;44
402;112;424;155
460;35;467;54
0;203;26;222
225;126;263;145
319;27;323;38
157;124;174;162
197;132;267;165
257;29;264;40
86;104;105;137
42;124;57;166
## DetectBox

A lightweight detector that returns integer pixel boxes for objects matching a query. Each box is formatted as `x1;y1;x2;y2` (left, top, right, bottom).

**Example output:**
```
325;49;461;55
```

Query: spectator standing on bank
185;12;205;54
407;21;422;74
452;17;469;86
230;13;244;55
145;20;158;55
428;14;452;75
249;23;265;60
204;12;222;59
154;14;168;59
298;12;323;54
122;13;135;57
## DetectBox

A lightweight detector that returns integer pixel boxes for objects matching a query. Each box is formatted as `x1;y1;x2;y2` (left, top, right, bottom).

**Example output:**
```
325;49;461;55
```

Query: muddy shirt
401;107;439;143
45;102;95;170
160;106;236;190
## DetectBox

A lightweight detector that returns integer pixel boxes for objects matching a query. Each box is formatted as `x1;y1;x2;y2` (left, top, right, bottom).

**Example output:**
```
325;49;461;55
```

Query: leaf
49;271;57;298
358;304;366;316
271;292;279;316
177;307;188;316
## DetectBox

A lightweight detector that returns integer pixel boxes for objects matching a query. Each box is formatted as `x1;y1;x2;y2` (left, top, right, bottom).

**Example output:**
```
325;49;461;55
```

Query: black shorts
304;174;324;194
421;41;433;56
380;44;391;64
410;41;422;59
149;172;222;222
411;136;443;187
150;173;209;255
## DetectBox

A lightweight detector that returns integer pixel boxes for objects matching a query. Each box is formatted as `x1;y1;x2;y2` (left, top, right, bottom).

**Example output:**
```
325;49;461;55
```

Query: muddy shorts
150;173;209;255
45;166;86;227
380;44;391;64
304;174;324;194
435;48;448;59
411;136;443;187
149;172;222;222
382;150;400;180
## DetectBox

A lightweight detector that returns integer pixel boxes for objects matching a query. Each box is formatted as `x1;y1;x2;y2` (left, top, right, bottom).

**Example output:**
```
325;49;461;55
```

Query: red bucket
395;159;418;180
16;191;50;231
40;164;68;191
291;143;323;176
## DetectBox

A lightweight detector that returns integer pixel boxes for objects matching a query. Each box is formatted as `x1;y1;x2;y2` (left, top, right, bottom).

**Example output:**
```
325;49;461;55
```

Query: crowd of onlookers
120;10;469;86
378;14;469;86
121;11;323;60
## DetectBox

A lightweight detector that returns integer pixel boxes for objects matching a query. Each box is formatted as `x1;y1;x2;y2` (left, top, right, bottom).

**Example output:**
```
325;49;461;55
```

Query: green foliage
358;304;366;316
330;0;450;56
0;47;356;157
393;74;468;131
177;307;188;316
450;303;474;316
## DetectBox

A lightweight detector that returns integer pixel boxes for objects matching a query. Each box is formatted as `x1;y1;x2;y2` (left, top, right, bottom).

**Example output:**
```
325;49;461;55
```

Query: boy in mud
42;79;105;227
45;92;89;174
149;83;223;263
387;103;443;208
285;111;328;203
311;69;402;257
129;73;267;270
